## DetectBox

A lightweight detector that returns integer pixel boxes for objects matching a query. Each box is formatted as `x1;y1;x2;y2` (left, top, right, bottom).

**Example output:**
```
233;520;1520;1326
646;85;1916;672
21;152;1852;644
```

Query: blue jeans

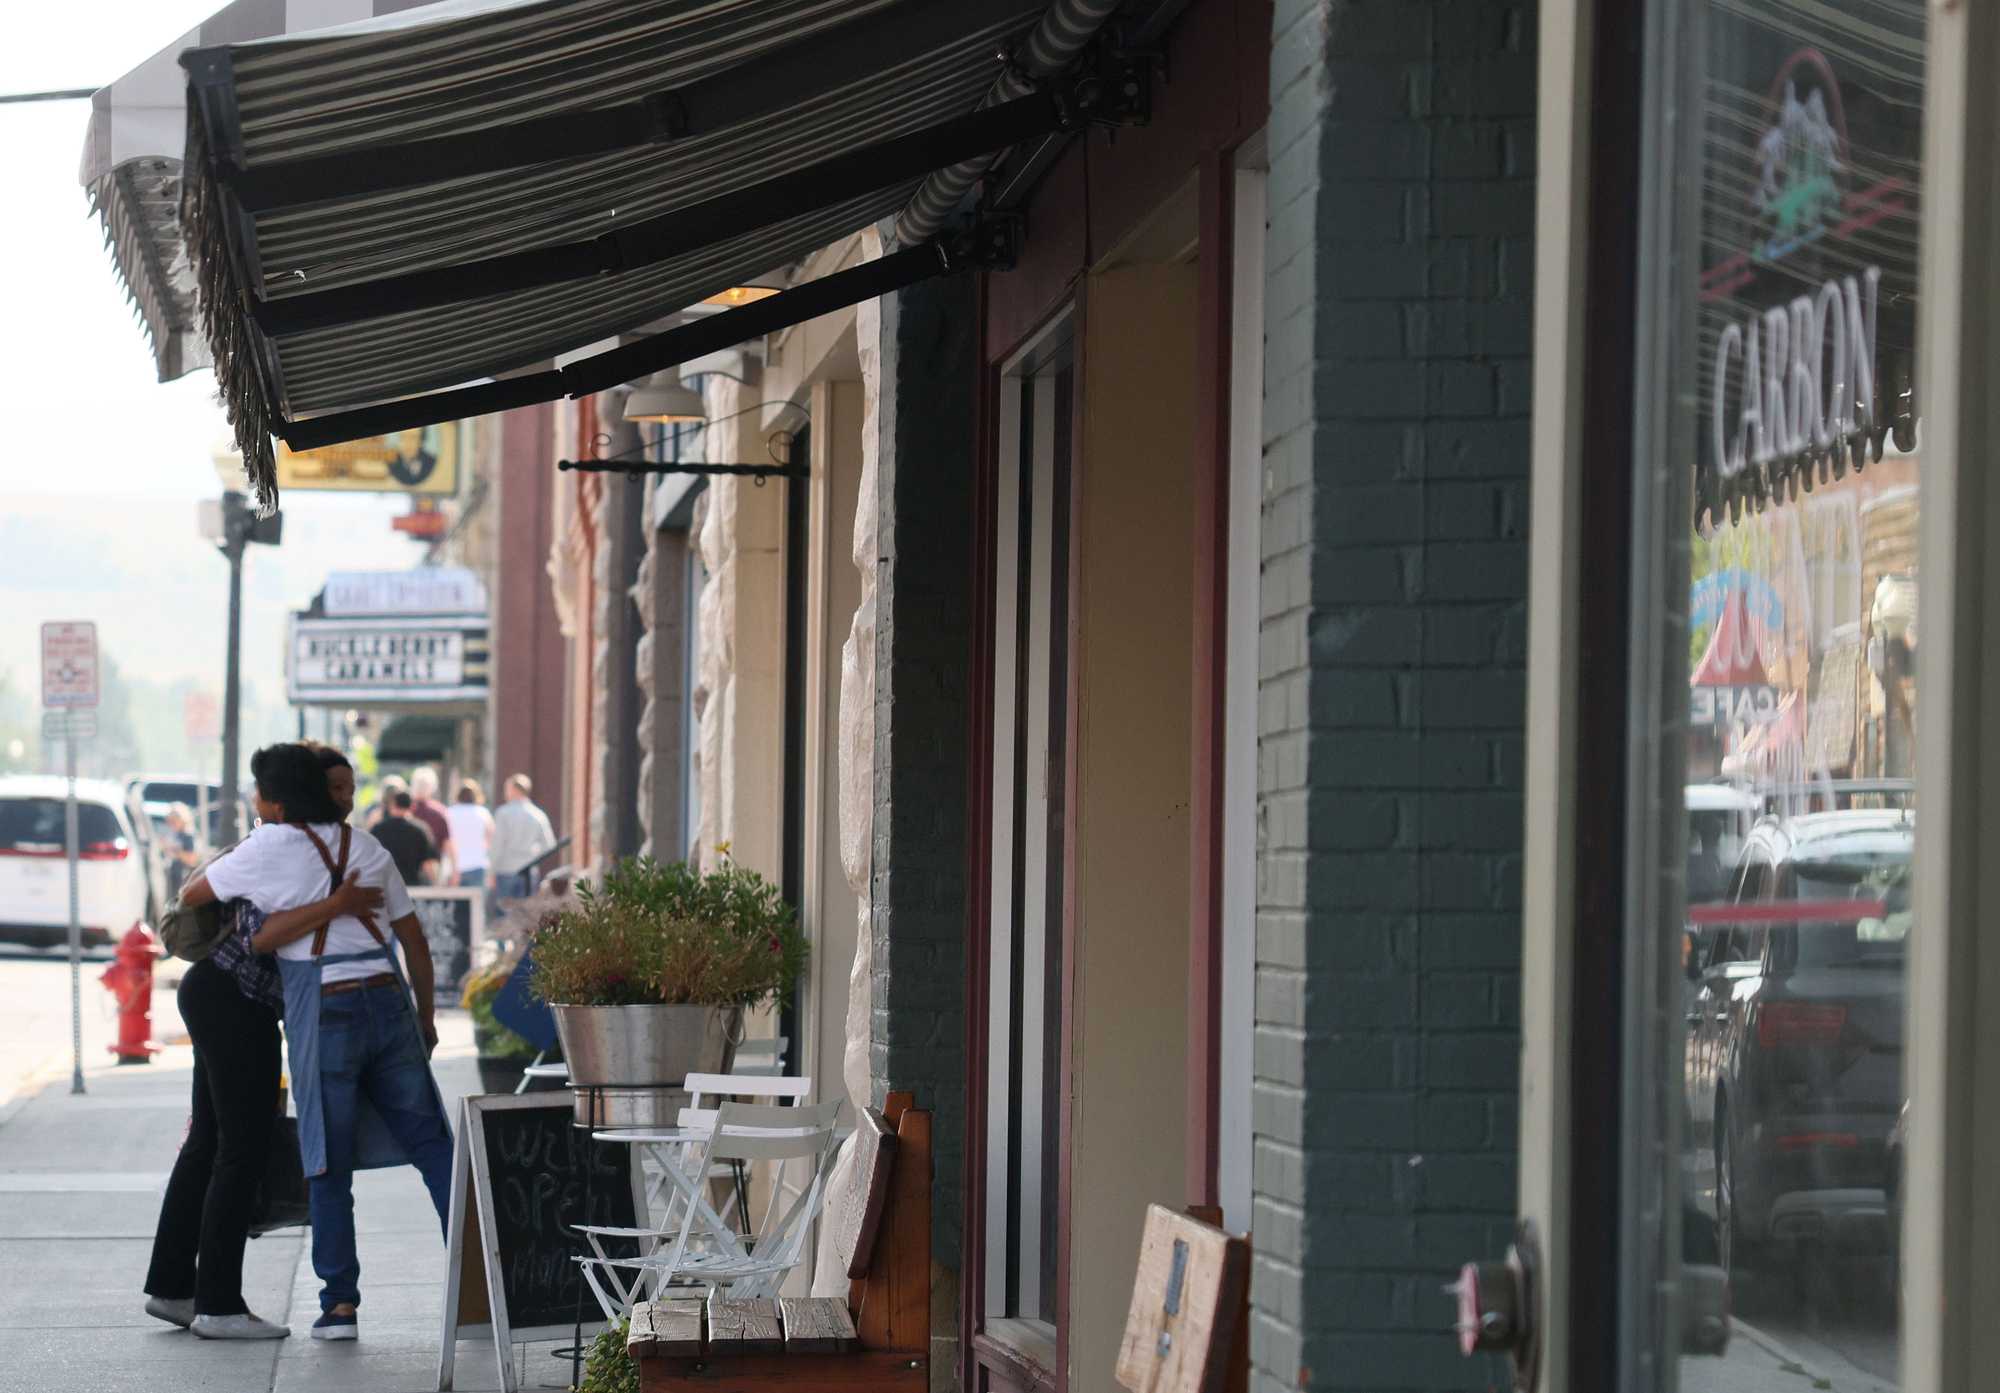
308;983;454;1313
457;868;486;889
490;870;531;922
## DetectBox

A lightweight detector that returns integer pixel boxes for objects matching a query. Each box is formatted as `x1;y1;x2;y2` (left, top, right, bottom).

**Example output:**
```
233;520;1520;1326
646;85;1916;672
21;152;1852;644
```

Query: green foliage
579;1319;639;1393
531;856;808;1010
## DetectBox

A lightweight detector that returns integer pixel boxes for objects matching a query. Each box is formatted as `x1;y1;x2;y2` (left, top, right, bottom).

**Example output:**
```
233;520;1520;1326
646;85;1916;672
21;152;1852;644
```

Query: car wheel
1716;1100;1749;1288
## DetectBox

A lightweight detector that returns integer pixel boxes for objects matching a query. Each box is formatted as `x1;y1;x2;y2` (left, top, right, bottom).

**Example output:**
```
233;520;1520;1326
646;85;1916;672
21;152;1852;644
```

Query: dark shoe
311;1310;358;1341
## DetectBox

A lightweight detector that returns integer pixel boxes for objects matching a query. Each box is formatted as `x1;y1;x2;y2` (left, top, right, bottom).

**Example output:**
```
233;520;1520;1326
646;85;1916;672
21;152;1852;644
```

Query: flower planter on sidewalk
552;1003;741;1088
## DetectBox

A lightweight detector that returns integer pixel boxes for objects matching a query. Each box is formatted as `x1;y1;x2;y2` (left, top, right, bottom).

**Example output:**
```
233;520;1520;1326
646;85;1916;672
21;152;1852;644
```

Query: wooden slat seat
632;1093;931;1393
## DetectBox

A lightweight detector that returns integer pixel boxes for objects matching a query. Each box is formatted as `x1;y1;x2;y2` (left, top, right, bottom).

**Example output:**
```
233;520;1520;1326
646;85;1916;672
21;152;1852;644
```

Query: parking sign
41;622;99;709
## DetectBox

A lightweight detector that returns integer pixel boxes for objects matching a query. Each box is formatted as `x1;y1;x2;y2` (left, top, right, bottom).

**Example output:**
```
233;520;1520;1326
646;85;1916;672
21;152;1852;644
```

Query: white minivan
0;776;152;949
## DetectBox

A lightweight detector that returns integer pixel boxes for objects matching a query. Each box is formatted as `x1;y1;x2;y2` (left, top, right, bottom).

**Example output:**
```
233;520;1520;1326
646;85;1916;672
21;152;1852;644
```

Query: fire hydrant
100;925;161;1064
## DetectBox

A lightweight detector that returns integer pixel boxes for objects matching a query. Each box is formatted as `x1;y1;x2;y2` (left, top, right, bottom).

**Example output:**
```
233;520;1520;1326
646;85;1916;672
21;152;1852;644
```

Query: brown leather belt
321;972;397;997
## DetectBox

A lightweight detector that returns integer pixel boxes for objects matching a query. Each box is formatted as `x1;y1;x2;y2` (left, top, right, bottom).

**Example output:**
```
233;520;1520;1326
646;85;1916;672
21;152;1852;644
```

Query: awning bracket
557;460;808;481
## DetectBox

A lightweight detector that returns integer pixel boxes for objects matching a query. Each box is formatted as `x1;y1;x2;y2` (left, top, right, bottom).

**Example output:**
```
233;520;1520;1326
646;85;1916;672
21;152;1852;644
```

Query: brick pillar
872;269;976;1281
1253;3;1536;1389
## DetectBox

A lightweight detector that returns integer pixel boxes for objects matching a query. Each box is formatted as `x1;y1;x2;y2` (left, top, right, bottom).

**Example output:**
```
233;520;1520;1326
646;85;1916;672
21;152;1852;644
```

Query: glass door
1516;0;1956;1388
1642;2;1923;1386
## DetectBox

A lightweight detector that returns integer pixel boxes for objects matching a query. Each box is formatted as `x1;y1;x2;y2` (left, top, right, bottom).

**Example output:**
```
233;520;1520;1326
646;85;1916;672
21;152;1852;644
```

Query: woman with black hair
176;743;454;1342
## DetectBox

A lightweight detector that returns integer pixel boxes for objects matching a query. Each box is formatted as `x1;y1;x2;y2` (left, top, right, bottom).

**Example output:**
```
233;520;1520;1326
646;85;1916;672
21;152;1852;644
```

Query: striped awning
159;0;1121;503
80;0;431;383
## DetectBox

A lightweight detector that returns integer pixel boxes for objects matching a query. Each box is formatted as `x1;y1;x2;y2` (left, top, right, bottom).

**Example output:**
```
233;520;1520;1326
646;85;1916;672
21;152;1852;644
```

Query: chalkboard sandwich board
438;1093;643;1393
409;886;483;1008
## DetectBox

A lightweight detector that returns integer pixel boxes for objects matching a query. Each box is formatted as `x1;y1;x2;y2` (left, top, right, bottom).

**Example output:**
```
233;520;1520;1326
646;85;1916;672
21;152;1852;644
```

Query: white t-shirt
205;822;415;985
444;803;494;873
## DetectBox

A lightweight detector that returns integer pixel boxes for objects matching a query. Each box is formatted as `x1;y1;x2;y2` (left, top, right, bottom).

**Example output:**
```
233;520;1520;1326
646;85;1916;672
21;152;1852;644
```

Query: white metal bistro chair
684;1071;811;1232
576;1099;843;1320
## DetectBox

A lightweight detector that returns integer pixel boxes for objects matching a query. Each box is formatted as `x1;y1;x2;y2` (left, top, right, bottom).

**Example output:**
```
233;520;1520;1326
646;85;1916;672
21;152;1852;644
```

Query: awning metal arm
275;216;1021;453
248;57;1141;339
218;0;1047;214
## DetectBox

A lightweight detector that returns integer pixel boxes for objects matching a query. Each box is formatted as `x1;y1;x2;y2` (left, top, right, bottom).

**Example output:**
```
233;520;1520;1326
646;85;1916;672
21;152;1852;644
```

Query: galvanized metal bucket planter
552;1002;742;1088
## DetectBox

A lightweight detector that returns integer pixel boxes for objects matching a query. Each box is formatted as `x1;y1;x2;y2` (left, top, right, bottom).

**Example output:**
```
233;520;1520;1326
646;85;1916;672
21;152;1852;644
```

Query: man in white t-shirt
183;742;452;1343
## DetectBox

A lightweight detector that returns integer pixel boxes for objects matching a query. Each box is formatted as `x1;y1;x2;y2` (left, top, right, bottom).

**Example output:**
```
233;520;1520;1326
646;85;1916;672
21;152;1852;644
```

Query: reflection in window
1655;0;1926;1387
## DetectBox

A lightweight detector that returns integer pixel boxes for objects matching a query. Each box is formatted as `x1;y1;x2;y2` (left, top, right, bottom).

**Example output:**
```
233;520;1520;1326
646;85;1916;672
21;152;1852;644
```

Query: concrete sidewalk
0;1007;578;1393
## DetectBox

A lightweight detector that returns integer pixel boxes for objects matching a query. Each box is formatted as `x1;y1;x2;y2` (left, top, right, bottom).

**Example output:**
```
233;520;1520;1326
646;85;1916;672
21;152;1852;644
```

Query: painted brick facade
871;271;978;1269
1253;4;1536;1390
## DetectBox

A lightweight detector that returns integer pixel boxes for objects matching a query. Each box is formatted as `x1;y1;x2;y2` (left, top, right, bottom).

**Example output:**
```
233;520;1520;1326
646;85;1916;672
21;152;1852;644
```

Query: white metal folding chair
678;1072;811;1233
577;1100;842;1318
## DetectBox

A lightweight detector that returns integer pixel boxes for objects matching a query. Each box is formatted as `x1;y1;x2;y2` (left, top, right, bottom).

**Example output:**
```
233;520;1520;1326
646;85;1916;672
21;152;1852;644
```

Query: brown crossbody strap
298;824;385;954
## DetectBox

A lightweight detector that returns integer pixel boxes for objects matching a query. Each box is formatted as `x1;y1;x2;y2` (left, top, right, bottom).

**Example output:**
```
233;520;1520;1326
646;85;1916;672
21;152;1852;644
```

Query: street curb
1730;1317;1830;1385
0;1061;69;1130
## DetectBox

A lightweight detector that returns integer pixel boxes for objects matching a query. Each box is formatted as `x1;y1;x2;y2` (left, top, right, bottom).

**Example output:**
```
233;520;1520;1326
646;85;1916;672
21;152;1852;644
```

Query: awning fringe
184;111;278;511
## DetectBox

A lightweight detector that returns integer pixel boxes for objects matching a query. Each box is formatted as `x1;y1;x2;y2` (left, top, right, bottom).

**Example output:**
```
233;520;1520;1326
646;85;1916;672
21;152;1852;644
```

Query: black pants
144;958;281;1316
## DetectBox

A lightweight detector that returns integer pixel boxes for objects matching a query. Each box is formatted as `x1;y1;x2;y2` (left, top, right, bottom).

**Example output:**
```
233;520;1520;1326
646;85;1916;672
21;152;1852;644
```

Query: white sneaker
145;1296;196;1329
191;1312;291;1340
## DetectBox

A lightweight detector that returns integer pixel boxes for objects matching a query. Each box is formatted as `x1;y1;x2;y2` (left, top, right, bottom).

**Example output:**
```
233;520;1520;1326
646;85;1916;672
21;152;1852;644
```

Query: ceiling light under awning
623;371;707;426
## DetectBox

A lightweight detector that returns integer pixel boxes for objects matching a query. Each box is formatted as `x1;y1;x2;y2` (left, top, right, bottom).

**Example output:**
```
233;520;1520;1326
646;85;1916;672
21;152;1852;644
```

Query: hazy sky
0;2;424;701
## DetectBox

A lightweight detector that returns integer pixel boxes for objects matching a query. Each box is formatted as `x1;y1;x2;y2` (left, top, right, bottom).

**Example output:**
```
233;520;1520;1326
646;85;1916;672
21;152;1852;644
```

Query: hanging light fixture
622;368;707;424
700;284;783;309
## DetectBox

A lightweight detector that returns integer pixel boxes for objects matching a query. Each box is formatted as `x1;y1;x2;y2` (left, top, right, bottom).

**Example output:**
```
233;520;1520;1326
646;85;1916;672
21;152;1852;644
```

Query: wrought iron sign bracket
556;459;806;482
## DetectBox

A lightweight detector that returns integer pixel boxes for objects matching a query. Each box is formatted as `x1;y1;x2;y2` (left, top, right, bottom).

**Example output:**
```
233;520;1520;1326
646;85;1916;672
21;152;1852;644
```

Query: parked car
0;776;153;949
1685;807;1910;1285
124;774;231;847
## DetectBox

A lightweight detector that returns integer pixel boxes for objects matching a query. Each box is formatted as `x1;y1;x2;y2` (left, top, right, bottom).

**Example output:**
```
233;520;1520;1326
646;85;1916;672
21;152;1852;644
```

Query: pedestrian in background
164;803;200;900
374;792;440;887
364;775;407;832
406;767;454;884
445;780;494;890
489;774;556;912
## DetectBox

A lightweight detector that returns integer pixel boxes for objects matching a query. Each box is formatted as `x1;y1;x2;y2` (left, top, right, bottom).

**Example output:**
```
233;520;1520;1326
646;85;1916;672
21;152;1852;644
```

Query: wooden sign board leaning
1115;1206;1250;1393
437;1093;645;1393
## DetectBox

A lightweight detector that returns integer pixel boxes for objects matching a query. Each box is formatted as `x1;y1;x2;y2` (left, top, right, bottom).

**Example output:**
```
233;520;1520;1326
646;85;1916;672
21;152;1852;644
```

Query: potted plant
532;855;807;1088
462;961;539;1094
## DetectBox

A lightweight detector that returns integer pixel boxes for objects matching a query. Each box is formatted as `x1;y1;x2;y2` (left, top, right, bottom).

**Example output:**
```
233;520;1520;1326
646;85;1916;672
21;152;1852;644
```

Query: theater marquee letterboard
288;615;489;705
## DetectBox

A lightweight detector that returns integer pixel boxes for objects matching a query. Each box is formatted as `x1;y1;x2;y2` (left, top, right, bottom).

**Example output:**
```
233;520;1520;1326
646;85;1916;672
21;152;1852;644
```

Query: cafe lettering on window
1696;38;1922;530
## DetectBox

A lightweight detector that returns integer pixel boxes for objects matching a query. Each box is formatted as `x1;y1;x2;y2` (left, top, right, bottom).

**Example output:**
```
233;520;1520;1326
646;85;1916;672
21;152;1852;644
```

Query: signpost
40;622;98;1097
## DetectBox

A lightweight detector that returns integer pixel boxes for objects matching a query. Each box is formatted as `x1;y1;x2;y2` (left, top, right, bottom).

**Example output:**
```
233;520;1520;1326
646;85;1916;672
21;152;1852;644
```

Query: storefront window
1640;0;1925;1385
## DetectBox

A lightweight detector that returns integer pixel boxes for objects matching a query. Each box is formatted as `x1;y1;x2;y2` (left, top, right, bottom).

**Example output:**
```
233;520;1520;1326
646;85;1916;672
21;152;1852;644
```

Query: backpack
157;845;239;963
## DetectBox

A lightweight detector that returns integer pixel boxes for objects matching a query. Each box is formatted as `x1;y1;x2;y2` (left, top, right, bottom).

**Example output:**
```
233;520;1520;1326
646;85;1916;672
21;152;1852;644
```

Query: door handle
1449;1220;1541;1390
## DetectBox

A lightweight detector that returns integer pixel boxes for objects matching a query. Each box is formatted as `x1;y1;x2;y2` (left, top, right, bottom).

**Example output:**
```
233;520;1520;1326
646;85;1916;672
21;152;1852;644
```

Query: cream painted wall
1068;263;1199;1393
695;376;788;883
806;378;867;1109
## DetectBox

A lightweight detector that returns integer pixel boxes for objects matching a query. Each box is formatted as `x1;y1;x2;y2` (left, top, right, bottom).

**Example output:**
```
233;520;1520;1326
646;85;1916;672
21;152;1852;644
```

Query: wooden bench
630;1092;930;1392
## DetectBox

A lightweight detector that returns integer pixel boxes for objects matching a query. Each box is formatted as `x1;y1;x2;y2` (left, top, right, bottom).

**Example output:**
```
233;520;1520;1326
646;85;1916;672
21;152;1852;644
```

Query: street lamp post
211;490;281;844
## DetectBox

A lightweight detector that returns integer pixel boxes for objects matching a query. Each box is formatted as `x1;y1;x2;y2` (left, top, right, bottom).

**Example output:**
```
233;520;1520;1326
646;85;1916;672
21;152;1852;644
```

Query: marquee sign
288;615;488;705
